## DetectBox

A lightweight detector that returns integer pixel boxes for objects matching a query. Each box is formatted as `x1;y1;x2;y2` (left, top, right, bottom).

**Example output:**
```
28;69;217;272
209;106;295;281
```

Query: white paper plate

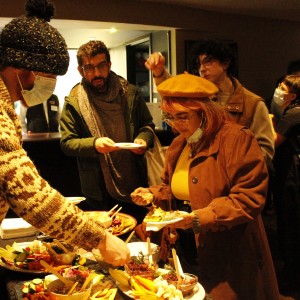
145;211;188;226
114;142;143;149
146;217;184;226
65;196;86;204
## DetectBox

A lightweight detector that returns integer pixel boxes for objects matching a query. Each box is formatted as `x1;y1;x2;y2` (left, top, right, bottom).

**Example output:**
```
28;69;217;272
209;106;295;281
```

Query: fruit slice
108;268;130;288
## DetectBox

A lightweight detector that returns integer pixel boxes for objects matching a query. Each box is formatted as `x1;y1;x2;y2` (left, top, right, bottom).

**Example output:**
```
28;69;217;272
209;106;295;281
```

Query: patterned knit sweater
0;79;104;250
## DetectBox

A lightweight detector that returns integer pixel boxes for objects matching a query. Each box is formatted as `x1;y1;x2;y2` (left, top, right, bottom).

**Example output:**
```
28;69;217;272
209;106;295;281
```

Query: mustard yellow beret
157;73;219;98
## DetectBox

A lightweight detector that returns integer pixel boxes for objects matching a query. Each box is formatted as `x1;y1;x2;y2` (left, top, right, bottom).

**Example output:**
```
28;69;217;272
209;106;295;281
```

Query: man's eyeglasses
164;113;194;127
81;61;109;74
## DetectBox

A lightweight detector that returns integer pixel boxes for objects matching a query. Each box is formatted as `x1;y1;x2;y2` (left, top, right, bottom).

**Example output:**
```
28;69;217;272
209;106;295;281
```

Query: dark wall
2;0;300;100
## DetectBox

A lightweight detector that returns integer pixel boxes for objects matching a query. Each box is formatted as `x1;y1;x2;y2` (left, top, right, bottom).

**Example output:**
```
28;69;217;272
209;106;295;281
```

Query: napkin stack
0;218;38;239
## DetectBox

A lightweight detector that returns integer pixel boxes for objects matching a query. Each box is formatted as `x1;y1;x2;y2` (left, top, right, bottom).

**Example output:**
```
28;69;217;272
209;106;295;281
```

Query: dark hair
77;40;110;66
282;75;300;99
286;59;300;75
189;39;236;77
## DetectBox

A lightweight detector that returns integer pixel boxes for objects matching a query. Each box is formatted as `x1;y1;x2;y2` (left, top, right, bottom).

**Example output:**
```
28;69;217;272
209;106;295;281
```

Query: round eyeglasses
164;113;194;127
81;61;109;74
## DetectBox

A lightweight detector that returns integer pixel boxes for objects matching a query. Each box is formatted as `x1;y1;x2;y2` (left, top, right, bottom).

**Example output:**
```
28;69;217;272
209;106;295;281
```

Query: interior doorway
126;36;151;102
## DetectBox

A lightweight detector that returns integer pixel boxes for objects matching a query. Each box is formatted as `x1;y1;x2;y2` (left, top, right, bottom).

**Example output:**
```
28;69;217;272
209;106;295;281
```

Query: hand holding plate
130;138;147;154
167;213;194;229
94;137;118;153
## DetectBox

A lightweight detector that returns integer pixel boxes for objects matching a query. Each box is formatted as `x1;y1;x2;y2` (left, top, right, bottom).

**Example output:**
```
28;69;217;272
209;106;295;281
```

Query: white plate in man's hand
114;142;143;149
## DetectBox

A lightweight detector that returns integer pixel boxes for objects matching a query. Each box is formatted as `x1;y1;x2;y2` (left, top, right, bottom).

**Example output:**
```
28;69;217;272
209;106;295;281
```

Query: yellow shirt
171;144;192;200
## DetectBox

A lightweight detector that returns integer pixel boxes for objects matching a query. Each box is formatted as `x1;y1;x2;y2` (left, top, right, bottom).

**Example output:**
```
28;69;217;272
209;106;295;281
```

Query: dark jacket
273;103;300;268
60;81;154;209
26;94;60;132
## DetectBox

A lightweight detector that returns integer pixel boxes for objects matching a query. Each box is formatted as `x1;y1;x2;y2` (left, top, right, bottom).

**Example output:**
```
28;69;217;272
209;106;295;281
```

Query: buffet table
1;130;215;299
0;234;213;300
0;235;131;300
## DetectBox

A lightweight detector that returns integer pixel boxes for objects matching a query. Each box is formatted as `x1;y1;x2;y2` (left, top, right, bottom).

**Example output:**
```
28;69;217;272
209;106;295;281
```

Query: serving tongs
42;242;57;256
111;206;122;219
67;282;79;295
147;237;153;265
171;248;184;289
79;273;95;292
107;204;118;216
105;204;122;220
53;239;69;253
40;259;74;290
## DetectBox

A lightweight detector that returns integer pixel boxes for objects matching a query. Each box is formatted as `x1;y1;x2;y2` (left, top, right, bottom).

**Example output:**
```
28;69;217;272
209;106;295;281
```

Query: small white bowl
165;273;198;296
47;279;91;300
95;212;112;228
126;242;160;263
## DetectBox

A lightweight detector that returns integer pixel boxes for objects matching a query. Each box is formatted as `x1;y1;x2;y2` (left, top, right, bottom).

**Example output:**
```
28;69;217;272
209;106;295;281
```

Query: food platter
0;260;50;274
0;242;50;274
0;241;83;275
86;211;137;236
13;276;124;300
117;281;205;300
114;142;143;149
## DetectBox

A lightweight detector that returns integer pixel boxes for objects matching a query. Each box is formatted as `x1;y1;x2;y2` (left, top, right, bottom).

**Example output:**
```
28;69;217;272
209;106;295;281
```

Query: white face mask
17;73;57;107
272;88;286;106
187;127;203;144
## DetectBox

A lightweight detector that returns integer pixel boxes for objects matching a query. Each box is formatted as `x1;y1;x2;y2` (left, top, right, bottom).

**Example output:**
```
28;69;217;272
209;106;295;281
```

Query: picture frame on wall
185;39;238;78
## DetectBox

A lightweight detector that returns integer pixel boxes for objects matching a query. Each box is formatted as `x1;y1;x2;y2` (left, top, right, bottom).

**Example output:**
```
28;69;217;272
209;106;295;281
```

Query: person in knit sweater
0;0;129;266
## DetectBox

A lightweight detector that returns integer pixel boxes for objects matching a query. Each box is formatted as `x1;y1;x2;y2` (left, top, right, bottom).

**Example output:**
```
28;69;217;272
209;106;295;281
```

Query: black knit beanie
0;0;69;75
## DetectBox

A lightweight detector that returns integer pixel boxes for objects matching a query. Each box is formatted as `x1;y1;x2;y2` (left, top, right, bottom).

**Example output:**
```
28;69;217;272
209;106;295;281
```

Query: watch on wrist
192;211;201;233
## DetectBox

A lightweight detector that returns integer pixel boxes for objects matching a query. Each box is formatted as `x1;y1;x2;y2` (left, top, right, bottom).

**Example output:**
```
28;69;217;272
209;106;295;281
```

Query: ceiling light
110;27;117;33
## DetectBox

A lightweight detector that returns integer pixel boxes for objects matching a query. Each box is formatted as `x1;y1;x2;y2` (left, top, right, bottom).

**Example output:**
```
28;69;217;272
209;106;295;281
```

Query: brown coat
150;123;279;300
225;78;274;167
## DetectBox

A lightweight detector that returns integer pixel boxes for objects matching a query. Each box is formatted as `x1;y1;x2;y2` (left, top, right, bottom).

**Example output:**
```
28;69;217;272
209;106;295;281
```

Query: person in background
60;40;155;223
0;0;129;266
131;73;279;300
19;94;60;133
270;59;300;124
145;40;274;168
272;75;300;291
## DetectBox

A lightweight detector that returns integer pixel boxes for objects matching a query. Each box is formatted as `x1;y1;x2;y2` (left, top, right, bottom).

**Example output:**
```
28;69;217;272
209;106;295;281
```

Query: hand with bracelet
167;211;201;233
